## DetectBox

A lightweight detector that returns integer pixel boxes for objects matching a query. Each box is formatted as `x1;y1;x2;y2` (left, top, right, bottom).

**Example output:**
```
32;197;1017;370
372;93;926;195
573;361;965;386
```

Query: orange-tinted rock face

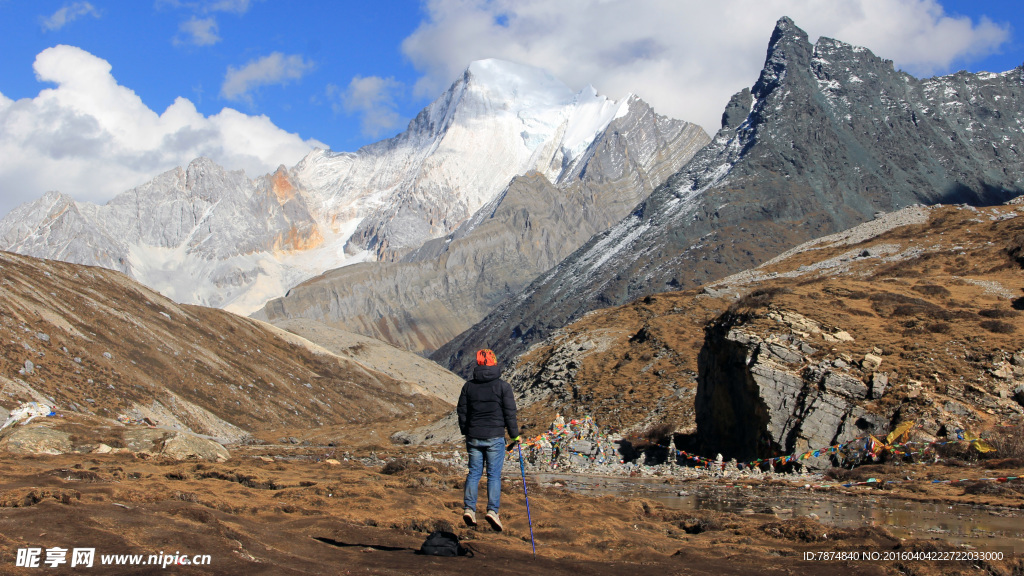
274;225;324;252
271;169;296;204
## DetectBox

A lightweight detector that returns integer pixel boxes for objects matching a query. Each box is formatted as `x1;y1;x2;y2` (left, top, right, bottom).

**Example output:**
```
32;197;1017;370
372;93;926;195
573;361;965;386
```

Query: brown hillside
0;251;452;442
507;204;1024;437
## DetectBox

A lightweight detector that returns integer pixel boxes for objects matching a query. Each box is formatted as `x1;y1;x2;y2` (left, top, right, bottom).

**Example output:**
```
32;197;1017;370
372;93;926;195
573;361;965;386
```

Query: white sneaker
485;509;503;532
463;508;477;526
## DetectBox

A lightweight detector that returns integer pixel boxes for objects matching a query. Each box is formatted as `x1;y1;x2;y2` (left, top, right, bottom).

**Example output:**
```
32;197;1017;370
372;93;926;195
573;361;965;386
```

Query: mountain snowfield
0;59;646;315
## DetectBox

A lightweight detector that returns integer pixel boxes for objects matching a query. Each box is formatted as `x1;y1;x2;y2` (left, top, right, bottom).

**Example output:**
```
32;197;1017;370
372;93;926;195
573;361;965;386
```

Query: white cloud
206;0;252;14
402;0;1011;135
0;45;324;217
175;16;221;46
157;0;252;14
40;2;99;31
221;52;315;103
334;76;403;138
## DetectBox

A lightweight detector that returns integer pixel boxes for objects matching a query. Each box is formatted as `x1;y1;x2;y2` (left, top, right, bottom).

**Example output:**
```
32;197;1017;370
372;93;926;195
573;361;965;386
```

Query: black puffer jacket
456;364;519;440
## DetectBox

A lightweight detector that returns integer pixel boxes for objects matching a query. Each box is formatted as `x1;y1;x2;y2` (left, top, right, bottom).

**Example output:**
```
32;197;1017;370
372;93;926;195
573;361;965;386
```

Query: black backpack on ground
418;531;472;557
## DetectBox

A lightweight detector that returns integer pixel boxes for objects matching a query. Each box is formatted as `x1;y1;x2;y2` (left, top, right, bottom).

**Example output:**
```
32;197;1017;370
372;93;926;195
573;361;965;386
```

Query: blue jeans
464;436;505;513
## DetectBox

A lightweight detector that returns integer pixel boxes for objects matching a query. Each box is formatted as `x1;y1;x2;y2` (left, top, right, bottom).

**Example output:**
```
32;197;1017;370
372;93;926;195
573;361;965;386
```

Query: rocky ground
0;439;1021;575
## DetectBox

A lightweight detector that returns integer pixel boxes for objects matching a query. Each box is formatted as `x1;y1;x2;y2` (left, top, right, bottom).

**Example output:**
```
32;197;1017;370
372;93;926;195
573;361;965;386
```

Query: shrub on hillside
728;287;792;312
912;284;951;298
982;425;1024;460
978;308;1020;319
980;320;1016;334
1005;233;1024;267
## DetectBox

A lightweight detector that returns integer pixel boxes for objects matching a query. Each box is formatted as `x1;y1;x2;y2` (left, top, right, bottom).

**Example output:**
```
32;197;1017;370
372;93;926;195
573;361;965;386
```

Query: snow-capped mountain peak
464;58;575;110
0;60;685;316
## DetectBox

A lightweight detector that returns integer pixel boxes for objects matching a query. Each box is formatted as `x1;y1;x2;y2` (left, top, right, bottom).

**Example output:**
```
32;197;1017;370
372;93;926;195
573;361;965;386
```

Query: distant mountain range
434;17;1024;375
1;59;705;317
254;96;708;355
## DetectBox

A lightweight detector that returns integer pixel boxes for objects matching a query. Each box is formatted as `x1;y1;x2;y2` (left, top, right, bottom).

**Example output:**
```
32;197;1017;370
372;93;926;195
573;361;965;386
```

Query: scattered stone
861;354;883;371
102;352;113;360
324;458;341;466
990;365;1014;380
570;440;596;455
767;311;822;334
943;401;972;417
869;373;889;399
36;333;49;342
833;331;855;342
21;360;34;375
93;443;113;454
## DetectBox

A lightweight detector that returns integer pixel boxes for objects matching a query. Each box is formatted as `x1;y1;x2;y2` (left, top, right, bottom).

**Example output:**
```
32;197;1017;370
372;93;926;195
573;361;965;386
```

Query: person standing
457;348;519;532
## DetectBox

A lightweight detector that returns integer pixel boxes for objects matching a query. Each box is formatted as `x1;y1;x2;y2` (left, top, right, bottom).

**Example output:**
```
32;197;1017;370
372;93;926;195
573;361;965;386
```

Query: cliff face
256;98;709;356
696;311;888;468
435;16;1024;376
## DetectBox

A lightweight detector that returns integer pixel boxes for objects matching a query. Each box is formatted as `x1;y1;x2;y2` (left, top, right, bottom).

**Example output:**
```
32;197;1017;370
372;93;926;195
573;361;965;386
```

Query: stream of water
535;473;1024;553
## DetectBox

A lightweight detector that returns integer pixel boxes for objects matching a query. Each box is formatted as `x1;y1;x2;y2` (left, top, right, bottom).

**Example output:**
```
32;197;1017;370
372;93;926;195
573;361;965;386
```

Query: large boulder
123;428;230;461
0;426;73;455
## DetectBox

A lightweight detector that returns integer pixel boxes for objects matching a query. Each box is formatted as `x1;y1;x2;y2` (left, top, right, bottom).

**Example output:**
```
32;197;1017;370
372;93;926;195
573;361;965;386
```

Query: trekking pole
515;442;537;558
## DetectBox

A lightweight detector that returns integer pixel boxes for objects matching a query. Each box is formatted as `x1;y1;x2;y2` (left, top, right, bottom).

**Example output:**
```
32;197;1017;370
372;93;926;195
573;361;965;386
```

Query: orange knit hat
476;349;497;366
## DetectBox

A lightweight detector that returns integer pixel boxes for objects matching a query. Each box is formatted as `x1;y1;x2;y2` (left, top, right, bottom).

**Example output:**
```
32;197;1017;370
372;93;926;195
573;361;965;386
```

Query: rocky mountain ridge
255;97;709;355
435;16;1024;376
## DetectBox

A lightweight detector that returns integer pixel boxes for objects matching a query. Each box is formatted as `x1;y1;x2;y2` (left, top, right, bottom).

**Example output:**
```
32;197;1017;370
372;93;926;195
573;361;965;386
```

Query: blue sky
0;0;1021;216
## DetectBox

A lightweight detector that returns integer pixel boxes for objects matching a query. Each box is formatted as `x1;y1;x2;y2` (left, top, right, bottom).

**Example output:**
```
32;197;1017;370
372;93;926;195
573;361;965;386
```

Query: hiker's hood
472;364;502;382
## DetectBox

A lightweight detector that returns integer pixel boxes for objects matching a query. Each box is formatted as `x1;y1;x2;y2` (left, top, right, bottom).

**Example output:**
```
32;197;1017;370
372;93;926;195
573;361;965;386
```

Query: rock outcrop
695;313;888;467
435;16;1024;376
0;418;231;461
0;426;73;455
